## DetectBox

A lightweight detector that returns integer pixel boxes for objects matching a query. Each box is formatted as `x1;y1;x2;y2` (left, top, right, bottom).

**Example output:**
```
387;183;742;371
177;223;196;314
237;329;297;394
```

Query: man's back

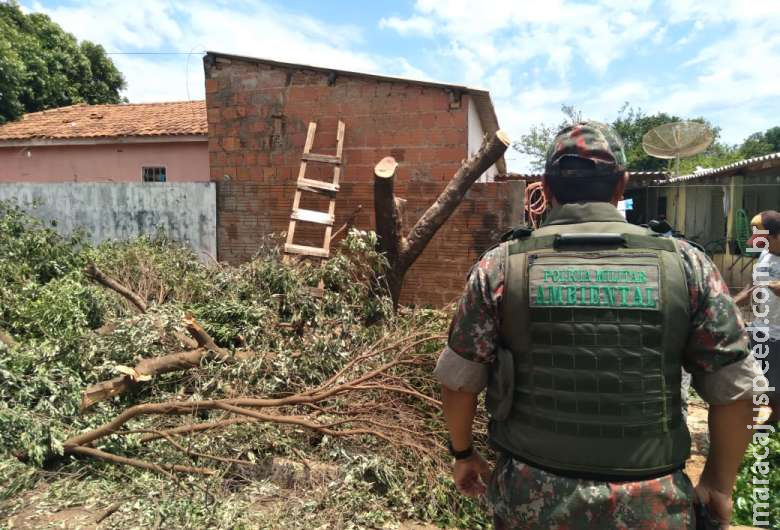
435;122;759;529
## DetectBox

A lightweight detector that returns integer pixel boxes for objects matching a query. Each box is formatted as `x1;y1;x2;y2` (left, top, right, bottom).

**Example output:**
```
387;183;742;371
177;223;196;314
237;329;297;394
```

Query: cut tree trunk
374;130;510;308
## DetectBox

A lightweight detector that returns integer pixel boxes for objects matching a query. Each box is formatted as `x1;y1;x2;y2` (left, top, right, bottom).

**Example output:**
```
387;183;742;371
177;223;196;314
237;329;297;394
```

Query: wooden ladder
284;120;345;261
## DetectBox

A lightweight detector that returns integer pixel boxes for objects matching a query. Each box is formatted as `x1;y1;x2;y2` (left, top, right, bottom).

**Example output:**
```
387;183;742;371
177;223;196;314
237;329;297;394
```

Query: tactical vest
487;203;692;479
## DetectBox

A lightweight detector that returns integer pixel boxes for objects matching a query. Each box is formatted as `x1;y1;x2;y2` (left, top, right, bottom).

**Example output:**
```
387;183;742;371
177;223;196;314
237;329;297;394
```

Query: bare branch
66;445;215;476
85;263;148;313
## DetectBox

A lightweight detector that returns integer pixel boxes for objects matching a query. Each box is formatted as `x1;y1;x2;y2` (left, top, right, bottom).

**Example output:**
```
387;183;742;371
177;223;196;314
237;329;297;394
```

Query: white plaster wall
0;182;216;259
467;97;499;183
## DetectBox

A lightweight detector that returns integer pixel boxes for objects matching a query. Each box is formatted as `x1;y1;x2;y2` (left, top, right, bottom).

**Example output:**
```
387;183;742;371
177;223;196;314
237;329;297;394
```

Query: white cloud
386;0;659;78
485;68;513;100
378;15;435;37
25;0;419;104
24;0;780;172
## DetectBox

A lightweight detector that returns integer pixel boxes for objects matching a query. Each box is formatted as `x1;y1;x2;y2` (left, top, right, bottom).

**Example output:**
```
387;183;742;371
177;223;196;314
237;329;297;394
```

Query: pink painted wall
0;141;209;182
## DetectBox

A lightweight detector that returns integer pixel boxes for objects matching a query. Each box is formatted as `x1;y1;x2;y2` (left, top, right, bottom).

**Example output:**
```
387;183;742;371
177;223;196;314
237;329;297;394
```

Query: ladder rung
299;184;337;196
297;177;339;193
291;208;334;225
301;153;341;165
285;243;330;258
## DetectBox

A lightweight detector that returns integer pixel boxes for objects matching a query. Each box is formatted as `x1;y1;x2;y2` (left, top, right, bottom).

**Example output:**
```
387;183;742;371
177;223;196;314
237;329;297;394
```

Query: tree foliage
739;126;780;159
0;1;125;124
512;105;582;172
0;202;493;529
513;102;779;175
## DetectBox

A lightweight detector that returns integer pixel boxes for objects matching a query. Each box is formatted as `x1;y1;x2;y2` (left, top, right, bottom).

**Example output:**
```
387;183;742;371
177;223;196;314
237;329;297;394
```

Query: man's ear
610;172;629;205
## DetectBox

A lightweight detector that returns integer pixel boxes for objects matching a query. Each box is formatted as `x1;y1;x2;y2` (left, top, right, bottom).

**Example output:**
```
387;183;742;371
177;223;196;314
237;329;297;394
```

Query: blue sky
24;0;780;171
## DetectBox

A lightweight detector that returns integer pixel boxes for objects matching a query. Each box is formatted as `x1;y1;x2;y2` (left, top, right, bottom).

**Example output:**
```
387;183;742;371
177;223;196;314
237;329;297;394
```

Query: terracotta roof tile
0;101;206;142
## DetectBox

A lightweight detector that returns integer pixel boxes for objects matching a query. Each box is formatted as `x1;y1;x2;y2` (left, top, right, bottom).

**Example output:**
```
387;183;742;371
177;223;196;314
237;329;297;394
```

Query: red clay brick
205;56;513;306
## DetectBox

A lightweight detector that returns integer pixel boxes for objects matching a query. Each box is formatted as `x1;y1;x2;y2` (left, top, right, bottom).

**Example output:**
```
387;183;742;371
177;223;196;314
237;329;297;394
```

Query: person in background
734;210;780;426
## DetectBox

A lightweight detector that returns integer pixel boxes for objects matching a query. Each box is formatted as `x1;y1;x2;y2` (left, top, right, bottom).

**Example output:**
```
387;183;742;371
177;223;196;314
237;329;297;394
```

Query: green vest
487;203;691;478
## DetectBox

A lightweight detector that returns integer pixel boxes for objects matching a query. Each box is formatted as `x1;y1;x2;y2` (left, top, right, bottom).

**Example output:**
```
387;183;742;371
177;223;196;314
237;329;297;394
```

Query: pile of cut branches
0;202;488;529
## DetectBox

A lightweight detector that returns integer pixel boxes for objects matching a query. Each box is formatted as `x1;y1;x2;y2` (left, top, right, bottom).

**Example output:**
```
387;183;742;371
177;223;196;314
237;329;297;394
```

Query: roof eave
658;152;780;184
0;134;207;147
206;51;482;94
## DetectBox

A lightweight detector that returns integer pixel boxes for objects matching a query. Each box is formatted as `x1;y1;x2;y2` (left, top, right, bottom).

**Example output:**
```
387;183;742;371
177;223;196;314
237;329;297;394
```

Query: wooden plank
298;184;337;196
301;153;341;165
335;120;345;158
323;198;337;254
296;123;318;181
297;177;339;193
284;243;330;258
291;208;335;226
285;190;303;247
322;121;346;255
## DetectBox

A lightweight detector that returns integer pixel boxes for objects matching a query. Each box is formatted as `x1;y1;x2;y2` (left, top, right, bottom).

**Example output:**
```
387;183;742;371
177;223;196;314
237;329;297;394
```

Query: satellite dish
642;121;713;176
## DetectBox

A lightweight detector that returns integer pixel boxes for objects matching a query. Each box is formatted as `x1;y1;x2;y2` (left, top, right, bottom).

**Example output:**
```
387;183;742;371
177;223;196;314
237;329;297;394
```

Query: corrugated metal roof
497;170;669;182
659;152;780;184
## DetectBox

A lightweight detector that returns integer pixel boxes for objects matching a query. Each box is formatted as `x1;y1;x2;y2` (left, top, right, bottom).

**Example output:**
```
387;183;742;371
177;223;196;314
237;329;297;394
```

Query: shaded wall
0;141;209;183
218;179;524;306
0;182;217;259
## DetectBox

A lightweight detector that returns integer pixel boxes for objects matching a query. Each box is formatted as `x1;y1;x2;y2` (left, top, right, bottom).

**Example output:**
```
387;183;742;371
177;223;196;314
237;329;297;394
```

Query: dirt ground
2;402;764;529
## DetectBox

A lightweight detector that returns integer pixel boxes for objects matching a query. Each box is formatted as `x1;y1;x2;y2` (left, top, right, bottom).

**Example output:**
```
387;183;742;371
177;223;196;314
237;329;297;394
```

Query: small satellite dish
642;121;713;176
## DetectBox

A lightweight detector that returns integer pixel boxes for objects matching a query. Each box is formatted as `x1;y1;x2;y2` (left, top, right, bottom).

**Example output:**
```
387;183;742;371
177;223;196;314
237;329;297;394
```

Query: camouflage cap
544;121;628;178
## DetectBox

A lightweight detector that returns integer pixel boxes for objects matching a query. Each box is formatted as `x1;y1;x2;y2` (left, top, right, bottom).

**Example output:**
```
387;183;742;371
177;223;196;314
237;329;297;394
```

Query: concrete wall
0;182;217;258
0;141;209;183
205;54;513;306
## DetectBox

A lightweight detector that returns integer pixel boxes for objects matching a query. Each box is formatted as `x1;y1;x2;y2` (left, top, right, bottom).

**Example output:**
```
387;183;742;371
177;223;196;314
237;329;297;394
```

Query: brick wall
205;53;523;306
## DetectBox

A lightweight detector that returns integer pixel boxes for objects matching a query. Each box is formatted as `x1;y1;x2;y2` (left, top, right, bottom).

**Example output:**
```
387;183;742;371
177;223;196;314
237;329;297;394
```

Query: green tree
612;106;682;172
764;126;780;151
512;103;751;175
0;1;125;124
512;105;582;172
738;126;780;159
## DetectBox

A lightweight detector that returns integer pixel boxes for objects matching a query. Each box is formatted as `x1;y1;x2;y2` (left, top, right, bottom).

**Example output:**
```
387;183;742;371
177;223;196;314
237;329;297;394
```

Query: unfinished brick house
204;51;523;306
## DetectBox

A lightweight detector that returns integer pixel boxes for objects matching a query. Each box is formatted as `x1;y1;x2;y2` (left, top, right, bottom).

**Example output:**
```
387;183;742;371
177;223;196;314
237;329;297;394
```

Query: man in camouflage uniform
435;122;761;529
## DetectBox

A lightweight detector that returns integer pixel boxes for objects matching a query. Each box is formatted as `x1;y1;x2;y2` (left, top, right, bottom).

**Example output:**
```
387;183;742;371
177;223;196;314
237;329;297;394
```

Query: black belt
500;451;684;483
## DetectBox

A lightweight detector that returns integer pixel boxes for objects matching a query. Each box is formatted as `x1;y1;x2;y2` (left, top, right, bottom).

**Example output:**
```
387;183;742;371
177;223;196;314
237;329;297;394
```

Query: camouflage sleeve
677;240;758;403
433;245;505;393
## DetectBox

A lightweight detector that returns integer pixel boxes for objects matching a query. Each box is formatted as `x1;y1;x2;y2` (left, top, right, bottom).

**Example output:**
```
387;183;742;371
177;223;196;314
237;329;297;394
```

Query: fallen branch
81;280;232;410
80;348;208;411
139;417;255;443
131;428;255;466
85;263;148;313
66;445;215;476
64;334;444;474
95;502;122;524
183;314;231;360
